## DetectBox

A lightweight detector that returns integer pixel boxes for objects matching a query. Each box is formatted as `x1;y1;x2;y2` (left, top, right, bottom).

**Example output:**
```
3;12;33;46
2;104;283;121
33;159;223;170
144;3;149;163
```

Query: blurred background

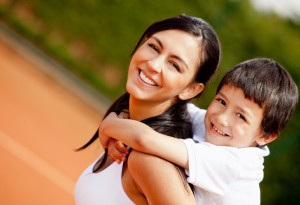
0;0;299;204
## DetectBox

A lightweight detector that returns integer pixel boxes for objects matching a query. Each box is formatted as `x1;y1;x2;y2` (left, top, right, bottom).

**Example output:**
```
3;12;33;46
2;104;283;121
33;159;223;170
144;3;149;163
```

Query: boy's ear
178;83;204;100
256;133;278;146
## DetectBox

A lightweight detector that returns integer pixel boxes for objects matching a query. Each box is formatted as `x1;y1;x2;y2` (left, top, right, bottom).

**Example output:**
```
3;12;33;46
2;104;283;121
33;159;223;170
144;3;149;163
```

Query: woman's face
126;29;201;107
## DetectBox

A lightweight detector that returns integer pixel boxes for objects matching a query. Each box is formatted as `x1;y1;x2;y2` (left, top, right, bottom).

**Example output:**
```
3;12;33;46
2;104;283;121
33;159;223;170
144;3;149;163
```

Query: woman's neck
129;97;173;121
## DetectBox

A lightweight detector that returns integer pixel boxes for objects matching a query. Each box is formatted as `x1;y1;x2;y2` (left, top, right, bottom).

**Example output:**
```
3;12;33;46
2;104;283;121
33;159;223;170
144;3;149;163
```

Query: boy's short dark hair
217;58;298;137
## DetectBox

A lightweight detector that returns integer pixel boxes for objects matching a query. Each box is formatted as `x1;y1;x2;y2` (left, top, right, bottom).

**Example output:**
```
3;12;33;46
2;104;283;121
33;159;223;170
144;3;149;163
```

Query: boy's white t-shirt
186;103;270;205
187;103;206;142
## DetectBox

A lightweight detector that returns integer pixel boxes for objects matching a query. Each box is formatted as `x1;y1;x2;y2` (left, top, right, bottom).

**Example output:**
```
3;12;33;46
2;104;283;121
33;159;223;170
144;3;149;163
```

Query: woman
75;14;221;204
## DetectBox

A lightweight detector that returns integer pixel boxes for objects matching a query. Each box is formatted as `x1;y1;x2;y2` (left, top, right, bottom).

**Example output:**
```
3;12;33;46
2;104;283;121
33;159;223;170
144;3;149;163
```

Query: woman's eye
169;61;181;72
148;44;159;53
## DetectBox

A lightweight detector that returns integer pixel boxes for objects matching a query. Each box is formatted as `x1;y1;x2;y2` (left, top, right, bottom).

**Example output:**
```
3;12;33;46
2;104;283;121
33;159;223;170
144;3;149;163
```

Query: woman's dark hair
75;93;130;151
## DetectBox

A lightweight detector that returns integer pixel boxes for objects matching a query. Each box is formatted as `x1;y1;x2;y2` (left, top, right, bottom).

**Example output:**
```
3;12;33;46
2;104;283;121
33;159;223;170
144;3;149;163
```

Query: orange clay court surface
0;24;107;204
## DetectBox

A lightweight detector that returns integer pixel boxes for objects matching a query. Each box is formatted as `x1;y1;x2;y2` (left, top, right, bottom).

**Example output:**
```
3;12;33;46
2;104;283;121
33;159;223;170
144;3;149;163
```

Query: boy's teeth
140;71;156;86
213;126;226;136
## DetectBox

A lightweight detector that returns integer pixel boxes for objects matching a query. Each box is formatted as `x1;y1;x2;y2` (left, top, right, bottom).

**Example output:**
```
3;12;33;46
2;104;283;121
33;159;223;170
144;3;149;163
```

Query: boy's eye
217;98;226;106
237;113;246;122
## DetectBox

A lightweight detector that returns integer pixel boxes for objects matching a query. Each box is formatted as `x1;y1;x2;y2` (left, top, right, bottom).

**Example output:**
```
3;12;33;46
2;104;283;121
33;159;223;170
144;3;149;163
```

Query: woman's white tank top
74;154;134;205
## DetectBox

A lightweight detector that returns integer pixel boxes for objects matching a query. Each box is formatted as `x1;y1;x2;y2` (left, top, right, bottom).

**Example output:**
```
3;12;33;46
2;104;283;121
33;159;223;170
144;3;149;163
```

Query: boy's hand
99;111;130;163
107;138;129;164
118;110;129;119
99;112;119;147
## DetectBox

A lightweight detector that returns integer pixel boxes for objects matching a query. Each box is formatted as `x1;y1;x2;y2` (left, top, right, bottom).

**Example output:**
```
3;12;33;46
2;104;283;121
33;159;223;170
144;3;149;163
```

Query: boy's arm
99;112;189;169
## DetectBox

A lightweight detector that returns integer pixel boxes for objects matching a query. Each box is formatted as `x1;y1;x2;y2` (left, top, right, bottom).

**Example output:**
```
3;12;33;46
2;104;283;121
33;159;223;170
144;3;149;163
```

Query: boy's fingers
118;111;129;119
106;138;128;162
107;138;116;148
107;142;127;162
111;149;127;162
115;141;129;155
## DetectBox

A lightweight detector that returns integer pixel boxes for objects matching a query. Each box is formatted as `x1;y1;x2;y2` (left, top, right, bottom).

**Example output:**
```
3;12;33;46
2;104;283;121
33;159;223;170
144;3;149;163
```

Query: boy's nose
216;112;230;127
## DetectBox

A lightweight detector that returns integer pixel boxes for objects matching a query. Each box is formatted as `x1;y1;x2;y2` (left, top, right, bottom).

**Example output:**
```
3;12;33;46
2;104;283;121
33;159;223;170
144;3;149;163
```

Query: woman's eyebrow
151;36;163;48
151;36;189;70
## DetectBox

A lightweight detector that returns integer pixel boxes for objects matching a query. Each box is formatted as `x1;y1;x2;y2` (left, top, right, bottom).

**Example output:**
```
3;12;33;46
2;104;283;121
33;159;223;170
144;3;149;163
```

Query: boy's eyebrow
238;106;252;119
150;36;189;70
217;91;227;100
218;90;253;119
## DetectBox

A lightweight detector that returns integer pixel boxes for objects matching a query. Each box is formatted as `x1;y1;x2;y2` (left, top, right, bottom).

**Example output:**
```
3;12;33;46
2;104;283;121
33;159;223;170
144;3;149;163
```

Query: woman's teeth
140;71;156;86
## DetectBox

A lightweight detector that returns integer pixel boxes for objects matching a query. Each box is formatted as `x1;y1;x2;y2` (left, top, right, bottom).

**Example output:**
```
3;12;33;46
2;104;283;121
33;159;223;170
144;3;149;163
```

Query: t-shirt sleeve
187;103;206;142
183;139;241;196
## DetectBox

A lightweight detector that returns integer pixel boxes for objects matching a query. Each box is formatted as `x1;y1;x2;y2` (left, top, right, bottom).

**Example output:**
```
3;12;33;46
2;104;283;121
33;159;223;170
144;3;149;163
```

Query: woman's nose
147;56;163;73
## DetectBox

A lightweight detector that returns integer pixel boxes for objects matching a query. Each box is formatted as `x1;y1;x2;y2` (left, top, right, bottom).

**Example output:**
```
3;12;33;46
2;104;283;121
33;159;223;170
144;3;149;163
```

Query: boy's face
204;84;265;148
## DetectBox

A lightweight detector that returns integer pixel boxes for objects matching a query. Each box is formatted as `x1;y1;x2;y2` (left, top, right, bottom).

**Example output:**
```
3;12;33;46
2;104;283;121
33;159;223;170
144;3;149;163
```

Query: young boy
99;58;298;204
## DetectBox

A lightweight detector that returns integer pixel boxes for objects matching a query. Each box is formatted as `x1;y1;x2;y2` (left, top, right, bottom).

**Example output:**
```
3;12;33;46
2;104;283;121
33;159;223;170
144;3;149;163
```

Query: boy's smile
204;84;265;148
211;124;230;137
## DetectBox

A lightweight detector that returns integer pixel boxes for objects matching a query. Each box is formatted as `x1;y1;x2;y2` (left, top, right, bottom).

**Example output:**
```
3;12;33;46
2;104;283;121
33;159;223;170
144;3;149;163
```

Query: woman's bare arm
124;150;196;205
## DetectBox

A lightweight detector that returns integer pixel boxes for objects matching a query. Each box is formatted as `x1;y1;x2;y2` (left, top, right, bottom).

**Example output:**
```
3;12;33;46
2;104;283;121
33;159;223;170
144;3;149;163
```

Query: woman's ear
256;133;278;146
178;83;204;100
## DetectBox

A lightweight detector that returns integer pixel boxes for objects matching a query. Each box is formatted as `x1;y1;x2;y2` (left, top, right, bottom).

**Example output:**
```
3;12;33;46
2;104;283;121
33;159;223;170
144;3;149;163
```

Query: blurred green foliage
1;0;299;204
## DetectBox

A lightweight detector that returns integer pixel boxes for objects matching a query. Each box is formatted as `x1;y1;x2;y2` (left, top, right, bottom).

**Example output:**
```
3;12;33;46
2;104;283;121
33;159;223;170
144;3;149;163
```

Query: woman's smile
139;70;157;86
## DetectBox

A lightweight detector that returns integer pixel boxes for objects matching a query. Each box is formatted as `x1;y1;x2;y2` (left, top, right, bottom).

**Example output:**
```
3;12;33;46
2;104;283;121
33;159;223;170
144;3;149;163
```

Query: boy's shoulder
187;103;206;142
187;103;206;118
